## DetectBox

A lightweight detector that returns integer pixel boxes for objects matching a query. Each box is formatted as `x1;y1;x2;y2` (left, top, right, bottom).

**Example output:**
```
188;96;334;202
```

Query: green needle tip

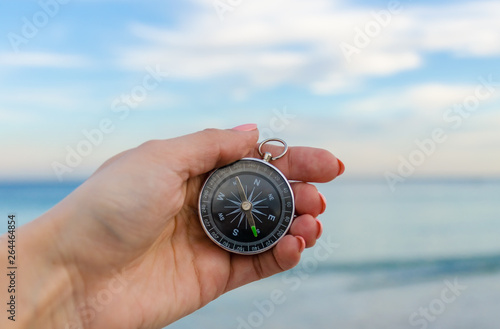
251;226;258;237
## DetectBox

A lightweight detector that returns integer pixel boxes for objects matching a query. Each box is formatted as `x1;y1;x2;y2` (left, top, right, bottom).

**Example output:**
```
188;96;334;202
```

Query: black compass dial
199;158;295;254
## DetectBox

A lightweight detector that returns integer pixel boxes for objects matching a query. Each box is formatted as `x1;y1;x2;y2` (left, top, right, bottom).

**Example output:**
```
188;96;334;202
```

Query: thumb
162;125;259;179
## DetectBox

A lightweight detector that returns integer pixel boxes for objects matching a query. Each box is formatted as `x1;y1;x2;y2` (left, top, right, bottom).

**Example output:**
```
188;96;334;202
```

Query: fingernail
337;159;345;176
296;236;306;253
315;219;323;239
232;123;257;131
318;192;327;214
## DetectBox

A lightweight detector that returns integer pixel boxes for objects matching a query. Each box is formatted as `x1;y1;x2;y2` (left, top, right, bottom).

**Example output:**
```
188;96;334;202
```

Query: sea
1;178;499;329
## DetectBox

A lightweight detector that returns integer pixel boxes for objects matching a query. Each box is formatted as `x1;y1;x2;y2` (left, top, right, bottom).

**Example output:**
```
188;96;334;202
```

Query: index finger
248;144;342;183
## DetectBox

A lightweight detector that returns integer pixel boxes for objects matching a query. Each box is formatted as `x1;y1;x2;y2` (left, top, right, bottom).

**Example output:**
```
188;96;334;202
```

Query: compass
198;138;295;255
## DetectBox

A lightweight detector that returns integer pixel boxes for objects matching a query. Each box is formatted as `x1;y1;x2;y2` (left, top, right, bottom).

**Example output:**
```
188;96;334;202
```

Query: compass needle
235;176;258;237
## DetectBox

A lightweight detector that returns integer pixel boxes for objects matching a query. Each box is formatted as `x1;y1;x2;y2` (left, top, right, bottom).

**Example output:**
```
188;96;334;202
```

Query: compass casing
198;158;295;255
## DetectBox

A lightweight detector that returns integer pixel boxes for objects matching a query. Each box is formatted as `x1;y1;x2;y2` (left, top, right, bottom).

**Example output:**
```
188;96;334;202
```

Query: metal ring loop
258;138;288;161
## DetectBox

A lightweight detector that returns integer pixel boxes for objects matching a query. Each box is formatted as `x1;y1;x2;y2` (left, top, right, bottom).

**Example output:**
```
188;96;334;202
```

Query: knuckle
202;128;222;138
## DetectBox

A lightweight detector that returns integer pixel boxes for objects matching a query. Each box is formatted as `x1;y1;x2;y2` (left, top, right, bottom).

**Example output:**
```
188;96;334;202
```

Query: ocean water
1;179;499;328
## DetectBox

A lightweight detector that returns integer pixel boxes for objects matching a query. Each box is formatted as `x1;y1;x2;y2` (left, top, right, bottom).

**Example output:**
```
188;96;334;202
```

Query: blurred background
1;0;499;328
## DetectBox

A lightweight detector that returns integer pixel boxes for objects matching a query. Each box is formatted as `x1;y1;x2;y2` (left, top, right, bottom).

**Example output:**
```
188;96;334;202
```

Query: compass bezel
198;158;295;255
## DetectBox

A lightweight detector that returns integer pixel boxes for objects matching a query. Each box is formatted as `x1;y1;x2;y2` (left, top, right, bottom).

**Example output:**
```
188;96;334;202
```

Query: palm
115;197;234;329
72;153;249;328
120;175;236;327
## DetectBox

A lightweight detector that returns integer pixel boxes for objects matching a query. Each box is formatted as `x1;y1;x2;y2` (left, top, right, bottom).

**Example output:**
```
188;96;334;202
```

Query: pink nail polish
315;219;323;239
296;236;306;253
318;192;327;214
337;159;345;176
232;123;258;131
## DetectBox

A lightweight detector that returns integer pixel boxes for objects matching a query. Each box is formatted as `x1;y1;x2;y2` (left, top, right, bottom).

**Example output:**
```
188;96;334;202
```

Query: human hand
7;125;343;329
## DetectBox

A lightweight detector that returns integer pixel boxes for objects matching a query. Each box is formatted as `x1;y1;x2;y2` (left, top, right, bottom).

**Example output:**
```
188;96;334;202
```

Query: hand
5;126;342;329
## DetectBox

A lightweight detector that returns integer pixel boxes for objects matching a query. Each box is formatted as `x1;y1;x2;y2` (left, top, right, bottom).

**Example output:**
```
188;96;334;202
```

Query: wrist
1;207;85;329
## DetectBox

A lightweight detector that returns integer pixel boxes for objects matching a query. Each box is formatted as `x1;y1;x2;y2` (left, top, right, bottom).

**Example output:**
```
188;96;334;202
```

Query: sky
1;0;500;182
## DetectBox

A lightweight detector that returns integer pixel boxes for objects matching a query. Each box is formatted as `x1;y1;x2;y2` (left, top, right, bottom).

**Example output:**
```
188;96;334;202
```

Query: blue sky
1;0;499;181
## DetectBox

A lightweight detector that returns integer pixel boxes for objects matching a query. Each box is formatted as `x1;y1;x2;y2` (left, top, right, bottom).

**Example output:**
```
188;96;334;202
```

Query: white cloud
412;1;500;56
0;108;39;123
115;0;500;94
344;83;478;117
0;52;90;68
129;92;183;111
0;88;92;113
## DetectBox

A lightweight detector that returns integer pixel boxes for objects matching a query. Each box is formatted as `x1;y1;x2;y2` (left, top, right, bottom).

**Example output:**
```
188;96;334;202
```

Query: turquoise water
1;179;499;328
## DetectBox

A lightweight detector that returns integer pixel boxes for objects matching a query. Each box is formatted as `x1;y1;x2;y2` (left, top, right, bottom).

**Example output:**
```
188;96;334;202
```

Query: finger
288;214;321;248
224;235;305;292
291;182;326;217
139;126;259;179
249;145;342;183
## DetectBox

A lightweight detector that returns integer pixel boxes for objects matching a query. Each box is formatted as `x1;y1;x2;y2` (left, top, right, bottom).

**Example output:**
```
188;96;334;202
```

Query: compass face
199;158;295;254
